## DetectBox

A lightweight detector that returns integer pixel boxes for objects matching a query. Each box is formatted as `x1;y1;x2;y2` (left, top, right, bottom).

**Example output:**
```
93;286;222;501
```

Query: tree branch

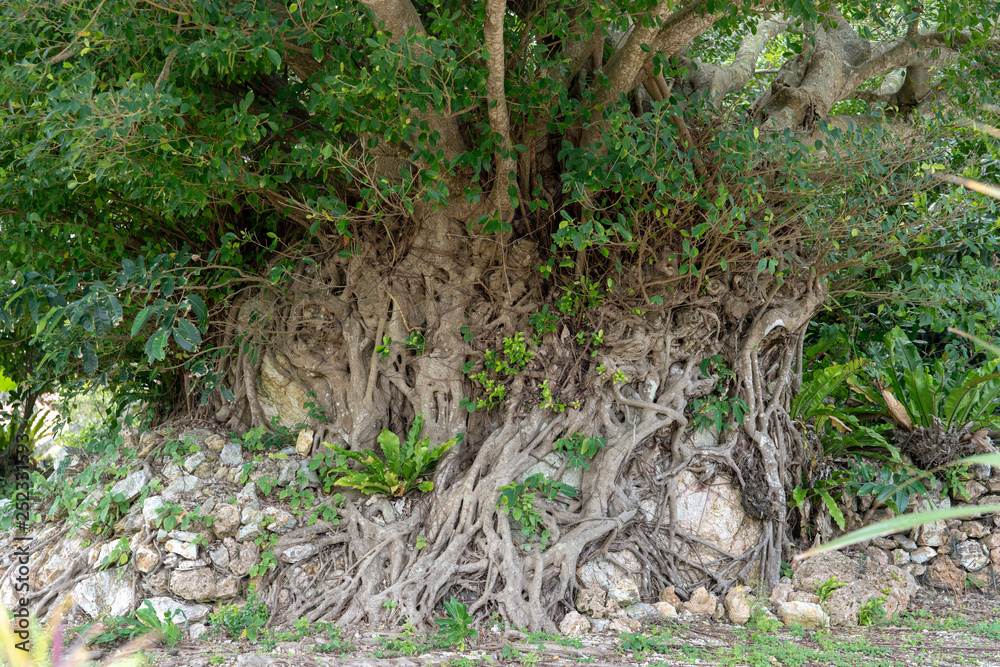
953;117;1000;140
597;0;723;114
846;31;967;93
687;16;790;109
43;0;107;66
584;0;760;146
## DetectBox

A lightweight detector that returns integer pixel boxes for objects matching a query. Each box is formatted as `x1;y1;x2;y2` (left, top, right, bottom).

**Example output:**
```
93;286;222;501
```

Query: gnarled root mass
197;205;825;631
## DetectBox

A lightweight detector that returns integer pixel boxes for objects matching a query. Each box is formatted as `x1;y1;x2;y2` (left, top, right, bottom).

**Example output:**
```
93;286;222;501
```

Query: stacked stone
0;426;337;635
561;548;922;635
852;472;1000;588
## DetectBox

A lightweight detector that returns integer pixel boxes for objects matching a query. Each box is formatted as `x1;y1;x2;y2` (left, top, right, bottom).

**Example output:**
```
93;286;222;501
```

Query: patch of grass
526;630;583;648
678;644;709;661
314;636;353;655
73;600;184;648
710;632;898;667
255;617;354;655
617;631;673;657
716;635;818;667
972;619;1000;640
376;635;427;657
894;610;970;632
444;658;485;667
746;609;782;634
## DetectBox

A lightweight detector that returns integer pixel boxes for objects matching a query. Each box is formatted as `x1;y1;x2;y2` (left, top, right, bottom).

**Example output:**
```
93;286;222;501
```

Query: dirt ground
132;587;1000;667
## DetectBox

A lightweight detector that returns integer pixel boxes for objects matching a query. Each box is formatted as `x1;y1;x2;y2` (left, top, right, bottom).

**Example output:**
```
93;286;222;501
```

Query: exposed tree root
182;228;824;629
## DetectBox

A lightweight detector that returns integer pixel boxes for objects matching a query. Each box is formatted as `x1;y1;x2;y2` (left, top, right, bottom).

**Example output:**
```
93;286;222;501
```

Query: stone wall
0;426;339;634
846;470;1000;591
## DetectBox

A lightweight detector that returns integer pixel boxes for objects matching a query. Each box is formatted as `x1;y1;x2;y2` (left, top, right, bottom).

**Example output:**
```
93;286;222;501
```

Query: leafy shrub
815;577;847;603
0;406;50;462
792;326;1000;533
552;432;606;470
1;604;153;666
972;619;1000;640
848;458;929;514
497;473;575;550
434;597;477;650
465;332;535;410
857;595;887;626
617;631;671;656
851;327;1000;431
322;413;463;496
87;490;132;536
237;418;301;452
210;587;270;641
83;600;184;647
792;358;896;458
746;606;782;634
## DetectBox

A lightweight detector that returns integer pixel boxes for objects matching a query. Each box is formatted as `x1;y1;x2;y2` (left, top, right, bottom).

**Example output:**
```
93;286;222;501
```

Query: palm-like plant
846;327;1000;469
798;323;1000;562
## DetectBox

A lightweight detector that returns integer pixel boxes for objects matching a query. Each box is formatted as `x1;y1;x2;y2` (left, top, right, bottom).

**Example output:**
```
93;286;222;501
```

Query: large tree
2;0;999;629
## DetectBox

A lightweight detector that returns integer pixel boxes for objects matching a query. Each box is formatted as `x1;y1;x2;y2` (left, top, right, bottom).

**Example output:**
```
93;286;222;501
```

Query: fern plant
323;413;463;497
792;358;897;459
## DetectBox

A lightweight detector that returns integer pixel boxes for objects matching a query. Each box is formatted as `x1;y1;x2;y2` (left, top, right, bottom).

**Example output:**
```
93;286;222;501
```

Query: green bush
857;596;887;626
322;413;463;497
81;600;184;647
210;587;270;641
434;597;477;650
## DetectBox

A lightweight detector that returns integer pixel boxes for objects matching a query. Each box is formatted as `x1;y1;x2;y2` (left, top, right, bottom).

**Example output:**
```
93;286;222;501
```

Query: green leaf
377;429;401;474
144;328;171;361
404;413;424;451
792;359;866;419
173;318;202;352
817;487;845;530
81;344;98;375
93;304;111;334
186;294;208;325
106;294;123;324
942;366;1000;426
131;306;157;337
0;370;16;392
266;48;282;68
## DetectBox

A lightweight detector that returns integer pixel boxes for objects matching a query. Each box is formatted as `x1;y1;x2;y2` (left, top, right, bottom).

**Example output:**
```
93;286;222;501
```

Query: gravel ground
135;588;1000;667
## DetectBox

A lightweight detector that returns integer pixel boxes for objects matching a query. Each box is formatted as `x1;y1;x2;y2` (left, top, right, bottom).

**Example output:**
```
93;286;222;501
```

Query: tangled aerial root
176;213;829;630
